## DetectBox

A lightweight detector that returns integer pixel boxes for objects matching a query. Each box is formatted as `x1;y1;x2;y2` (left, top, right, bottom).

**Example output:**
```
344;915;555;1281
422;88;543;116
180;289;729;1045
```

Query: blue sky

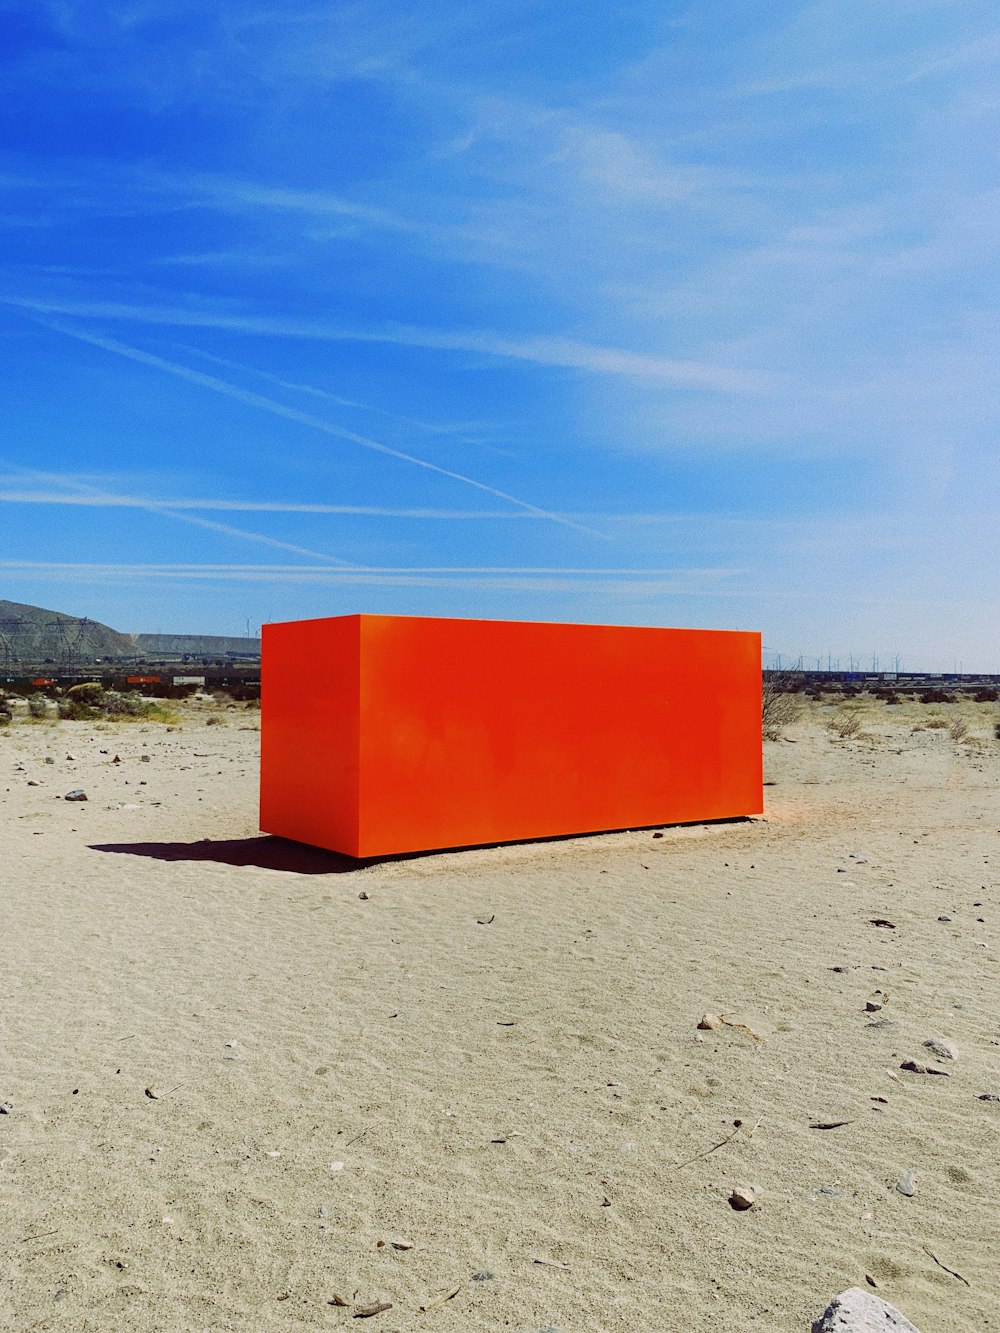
2;0;998;669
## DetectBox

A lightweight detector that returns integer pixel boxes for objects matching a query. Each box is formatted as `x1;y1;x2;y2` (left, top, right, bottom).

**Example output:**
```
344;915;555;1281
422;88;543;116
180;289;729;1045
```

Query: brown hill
0;599;137;668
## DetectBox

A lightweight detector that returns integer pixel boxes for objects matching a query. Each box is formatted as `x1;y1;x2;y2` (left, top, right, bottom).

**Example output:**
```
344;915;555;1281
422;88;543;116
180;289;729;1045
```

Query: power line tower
0;616;25;672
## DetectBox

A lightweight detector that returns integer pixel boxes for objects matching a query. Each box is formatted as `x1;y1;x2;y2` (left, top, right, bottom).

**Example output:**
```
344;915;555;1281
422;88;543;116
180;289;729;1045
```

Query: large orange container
260;614;762;858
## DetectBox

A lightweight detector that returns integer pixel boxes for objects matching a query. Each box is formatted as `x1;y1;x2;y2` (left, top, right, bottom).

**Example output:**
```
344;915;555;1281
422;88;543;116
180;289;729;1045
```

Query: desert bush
205;715;226;727
949;717;970;741
924;718;949;730
920;688;955;704
66;681;104;705
828;709;862;738
28;693;49;719
973;688;998;703
994;721;1000;741
762;673;801;740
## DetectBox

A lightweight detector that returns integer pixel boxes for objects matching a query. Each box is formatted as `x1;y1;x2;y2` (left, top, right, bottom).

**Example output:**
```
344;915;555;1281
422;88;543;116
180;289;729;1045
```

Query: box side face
259;617;361;854
356;616;762;857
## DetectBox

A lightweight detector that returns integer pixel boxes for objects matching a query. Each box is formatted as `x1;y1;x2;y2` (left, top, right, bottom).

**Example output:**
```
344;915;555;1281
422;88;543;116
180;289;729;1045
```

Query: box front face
356;616;762;857
260;616;361;854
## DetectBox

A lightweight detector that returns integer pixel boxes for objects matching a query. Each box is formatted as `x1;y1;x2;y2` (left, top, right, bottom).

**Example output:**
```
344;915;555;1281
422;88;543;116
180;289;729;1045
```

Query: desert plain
1;692;998;1332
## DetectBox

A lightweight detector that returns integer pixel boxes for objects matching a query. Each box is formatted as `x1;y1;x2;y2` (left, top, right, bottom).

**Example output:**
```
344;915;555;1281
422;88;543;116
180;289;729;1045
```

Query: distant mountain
135;633;261;658
0;598;138;667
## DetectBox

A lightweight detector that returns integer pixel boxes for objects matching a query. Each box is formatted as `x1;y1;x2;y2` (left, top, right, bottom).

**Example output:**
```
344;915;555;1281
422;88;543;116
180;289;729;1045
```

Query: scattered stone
389;1238;414;1250
140;754;151;762
44;757;55;765
0;1101;12;1114
64;789;88;801
112;755;122;763
865;1001;882;1012
896;1171;917;1197
144;1086;159;1099
353;1300;393;1318
819;1185;840;1196
697;1012;723;1030
901;1059;949;1076
728;1186;755;1210
865;1018;897;1032
829;965;851;973
869;918;896;929
923;1037;958;1061
471;1270;495;1281
319;1205;329;1217
27;779;40;786
652;831;663;838
65;753;76;762
938;915;952;922
359;891;369;901
977;1093;1000;1102
811;1287;920;1332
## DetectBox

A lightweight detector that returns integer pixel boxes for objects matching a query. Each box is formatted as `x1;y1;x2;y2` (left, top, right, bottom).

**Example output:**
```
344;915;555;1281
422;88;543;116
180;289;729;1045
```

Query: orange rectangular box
260;614;762;858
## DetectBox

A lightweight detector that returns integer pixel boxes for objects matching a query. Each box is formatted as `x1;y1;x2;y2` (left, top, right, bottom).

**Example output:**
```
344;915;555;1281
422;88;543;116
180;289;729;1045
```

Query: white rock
923;1036;958;1061
812;1287;920;1332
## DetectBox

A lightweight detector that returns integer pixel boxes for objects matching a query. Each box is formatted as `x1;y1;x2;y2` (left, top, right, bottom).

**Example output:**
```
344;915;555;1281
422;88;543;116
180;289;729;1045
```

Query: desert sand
1;694;998;1331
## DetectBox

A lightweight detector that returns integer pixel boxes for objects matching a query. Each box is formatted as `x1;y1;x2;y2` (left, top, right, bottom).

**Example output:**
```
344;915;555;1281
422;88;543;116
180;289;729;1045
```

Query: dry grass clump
949;716;970;741
828;709;863;739
924;718;949;730
762;674;801;741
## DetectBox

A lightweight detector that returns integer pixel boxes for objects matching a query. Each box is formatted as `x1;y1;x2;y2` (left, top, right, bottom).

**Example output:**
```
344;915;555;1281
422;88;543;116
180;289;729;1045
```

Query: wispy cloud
0;559;743;595
6;297;774;394
11;311;598;533
0;489;528;519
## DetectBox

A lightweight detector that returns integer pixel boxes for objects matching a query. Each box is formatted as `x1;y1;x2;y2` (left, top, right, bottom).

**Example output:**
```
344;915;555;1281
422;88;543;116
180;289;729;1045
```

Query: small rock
865;1001;882;1013
901;1058;949;1076
938;915;952;922
652;831;663;839
319;1205;329;1217
811;1287;920;1332
697;1012;723;1030
471;1270;495;1281
977;1093;1000;1102
359;891;369;901
64;789;88;801
0;1101;12;1114
865;1018;897;1032
27;779;40;786
819;1185;840;1196
389;1238;414;1250
65;753;76;761
44;756;55;764
896;1170;916;1197
728;1186;754;1210
829;965;851;973
923;1037;958;1061
140;754;151;762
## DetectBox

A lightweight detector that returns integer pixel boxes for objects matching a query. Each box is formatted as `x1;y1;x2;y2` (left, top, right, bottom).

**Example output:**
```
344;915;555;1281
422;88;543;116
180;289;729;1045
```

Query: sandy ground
1;695;998;1332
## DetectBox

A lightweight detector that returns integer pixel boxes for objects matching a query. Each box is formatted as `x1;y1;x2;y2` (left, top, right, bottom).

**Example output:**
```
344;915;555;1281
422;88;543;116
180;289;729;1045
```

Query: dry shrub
828;709;863;739
924;718;949;730
949;717;970;741
762;673;801;740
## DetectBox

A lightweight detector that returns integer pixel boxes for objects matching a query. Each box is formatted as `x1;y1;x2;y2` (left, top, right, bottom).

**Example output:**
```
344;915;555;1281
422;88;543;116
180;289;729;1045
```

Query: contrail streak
18;314;599;535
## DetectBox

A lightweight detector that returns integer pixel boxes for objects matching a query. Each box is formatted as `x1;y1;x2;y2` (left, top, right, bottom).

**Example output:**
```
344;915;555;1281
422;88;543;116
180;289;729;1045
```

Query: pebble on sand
811;1287;920;1332
923;1037;958;1061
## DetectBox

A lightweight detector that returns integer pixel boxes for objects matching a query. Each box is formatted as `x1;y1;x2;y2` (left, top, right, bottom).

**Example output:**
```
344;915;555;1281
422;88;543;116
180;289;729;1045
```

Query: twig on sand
18;1230;60;1243
344;1125;371;1149
532;1257;570;1269
675;1122;743;1170
923;1246;971;1286
419;1285;461;1311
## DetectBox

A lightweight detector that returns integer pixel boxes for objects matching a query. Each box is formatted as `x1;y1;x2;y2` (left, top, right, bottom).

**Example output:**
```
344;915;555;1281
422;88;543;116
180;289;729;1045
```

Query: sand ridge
1;698;998;1330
